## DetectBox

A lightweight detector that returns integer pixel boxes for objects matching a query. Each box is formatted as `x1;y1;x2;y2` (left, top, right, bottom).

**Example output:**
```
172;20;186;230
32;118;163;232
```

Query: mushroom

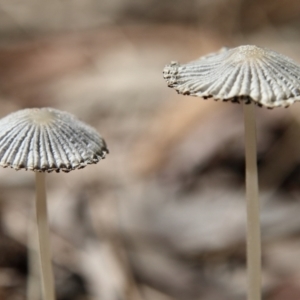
0;107;108;300
163;45;300;300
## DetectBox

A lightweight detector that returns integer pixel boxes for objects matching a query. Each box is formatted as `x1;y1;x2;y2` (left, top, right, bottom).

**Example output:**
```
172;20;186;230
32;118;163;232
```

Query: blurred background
1;0;300;299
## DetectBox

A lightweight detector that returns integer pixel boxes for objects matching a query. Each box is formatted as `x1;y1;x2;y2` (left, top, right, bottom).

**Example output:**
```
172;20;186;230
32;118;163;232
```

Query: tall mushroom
0;107;108;300
163;45;300;300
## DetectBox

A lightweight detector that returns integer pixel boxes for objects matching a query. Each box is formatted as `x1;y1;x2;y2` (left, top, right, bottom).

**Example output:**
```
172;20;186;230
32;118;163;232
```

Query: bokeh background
1;1;300;299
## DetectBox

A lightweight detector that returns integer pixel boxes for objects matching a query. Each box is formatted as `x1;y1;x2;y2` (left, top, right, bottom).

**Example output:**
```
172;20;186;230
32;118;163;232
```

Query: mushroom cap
163;45;300;108
0;108;108;172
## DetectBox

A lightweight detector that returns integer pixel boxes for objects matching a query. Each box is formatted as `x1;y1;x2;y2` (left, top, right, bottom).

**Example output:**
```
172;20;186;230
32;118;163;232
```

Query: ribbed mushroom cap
163;45;300;108
0;108;108;172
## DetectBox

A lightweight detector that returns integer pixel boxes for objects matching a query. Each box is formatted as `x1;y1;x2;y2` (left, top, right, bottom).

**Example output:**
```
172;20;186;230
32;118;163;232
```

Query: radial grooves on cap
269;54;300;79
250;61;261;100
163;45;300;108
0;124;31;168
0;124;24;159
266;57;299;96
255;60;272;105
261;57;290;105
51;122;72;169
38;128;47;170
7;125;33;169
218;64;240;97
28;124;38;170
44;127;57;170
77;123;107;158
57;123;86;166
13;125;35;170
243;63;251;95
262;60;283;100
5;125;31;165
60;122;99;163
56;124;83;166
0;108;108;172
47;122;74;171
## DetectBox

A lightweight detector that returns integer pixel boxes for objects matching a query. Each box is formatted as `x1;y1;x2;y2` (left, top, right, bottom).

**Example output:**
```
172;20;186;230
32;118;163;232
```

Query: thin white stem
35;172;56;300
26;218;41;300
243;102;261;300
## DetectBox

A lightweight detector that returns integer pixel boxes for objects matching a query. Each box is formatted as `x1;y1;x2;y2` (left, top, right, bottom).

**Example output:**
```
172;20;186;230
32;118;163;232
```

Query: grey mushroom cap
0;108;108;172
163;45;300;108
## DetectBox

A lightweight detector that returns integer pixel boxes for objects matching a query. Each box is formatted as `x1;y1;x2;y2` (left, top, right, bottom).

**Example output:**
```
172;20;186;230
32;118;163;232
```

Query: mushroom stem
26;219;41;300
35;172;55;300
243;102;261;300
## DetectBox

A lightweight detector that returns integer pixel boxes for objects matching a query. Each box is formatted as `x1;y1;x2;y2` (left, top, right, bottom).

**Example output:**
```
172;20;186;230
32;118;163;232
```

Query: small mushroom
0;107;108;300
163;45;300;300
